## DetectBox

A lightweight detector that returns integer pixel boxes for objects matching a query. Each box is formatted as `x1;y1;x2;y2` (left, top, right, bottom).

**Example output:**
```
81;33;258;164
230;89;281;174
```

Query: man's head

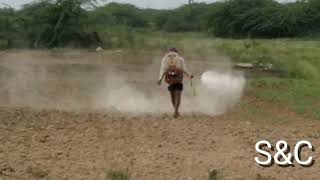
169;48;178;53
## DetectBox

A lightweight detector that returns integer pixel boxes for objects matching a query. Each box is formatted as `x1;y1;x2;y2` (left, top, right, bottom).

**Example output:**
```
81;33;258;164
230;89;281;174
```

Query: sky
0;0;296;10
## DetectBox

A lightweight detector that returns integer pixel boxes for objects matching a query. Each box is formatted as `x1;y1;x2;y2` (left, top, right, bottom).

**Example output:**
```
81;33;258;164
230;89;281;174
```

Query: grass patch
208;170;221;180
105;169;222;180
106;170;129;180
26;166;49;179
248;78;320;120
212;39;320;79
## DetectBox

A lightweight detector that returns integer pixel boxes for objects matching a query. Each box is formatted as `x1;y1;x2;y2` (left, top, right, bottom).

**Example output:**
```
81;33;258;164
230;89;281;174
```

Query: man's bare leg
170;91;175;108
174;91;181;118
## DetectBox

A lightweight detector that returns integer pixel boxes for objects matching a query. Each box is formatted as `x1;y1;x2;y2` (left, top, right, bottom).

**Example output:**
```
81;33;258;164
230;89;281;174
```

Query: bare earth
0;50;319;180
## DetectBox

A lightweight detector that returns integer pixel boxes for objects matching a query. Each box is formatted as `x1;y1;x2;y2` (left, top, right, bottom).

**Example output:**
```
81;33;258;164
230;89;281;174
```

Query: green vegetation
249;78;320;120
211;38;320;120
106;170;129;180
1;0;320;48
26;166;49;179
0;0;92;48
212;39;320;79
211;37;320;120
210;0;320;38
105;170;223;180
208;170;221;180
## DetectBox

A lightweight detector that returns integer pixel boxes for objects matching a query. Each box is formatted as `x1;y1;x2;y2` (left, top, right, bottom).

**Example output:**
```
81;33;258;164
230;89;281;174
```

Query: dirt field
0;50;319;180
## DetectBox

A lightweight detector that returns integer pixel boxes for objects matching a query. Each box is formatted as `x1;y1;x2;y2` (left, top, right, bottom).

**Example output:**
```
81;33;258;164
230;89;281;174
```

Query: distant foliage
89;3;146;28
0;0;94;48
209;0;320;38
154;3;220;32
0;0;320;48
21;0;91;47
0;7;16;48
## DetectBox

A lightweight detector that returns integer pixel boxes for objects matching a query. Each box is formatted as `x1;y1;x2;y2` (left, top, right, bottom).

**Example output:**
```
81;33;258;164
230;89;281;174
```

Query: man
158;48;193;118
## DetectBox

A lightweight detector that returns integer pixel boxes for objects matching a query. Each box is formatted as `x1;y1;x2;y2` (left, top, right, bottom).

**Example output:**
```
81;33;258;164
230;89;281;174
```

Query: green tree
98;3;146;27
19;0;95;48
0;7;18;48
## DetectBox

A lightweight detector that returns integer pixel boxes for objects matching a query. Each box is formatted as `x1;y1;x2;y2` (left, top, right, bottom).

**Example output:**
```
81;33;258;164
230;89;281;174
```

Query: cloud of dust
95;69;246;116
95;69;169;114
93;51;246;116
1;51;246;116
194;70;246;115
1;52;50;109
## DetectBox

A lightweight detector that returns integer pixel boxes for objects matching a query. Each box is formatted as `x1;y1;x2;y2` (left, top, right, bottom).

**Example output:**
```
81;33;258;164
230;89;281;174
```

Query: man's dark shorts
168;83;183;92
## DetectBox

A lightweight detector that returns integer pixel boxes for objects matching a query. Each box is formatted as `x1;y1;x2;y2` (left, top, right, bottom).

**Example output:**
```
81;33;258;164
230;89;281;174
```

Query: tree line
0;0;319;48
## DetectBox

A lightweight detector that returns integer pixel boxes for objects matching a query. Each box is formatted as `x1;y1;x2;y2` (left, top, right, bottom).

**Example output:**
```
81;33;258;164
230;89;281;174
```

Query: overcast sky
0;0;296;9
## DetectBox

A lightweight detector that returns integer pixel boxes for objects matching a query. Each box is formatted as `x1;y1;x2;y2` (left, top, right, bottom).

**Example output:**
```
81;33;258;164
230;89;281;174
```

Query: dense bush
0;7;17;48
0;0;92;48
209;0;320;38
22;0;90;47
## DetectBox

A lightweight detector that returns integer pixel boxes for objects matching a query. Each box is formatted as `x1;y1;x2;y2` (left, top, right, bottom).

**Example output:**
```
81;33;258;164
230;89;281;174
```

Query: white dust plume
191;70;246;115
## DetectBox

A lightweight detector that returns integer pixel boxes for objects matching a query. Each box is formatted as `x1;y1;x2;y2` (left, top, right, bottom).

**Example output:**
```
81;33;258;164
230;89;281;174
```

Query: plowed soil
0;50;319;180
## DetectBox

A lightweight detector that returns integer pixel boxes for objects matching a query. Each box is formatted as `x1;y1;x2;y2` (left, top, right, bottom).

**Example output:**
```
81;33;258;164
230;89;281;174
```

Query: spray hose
190;77;196;97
